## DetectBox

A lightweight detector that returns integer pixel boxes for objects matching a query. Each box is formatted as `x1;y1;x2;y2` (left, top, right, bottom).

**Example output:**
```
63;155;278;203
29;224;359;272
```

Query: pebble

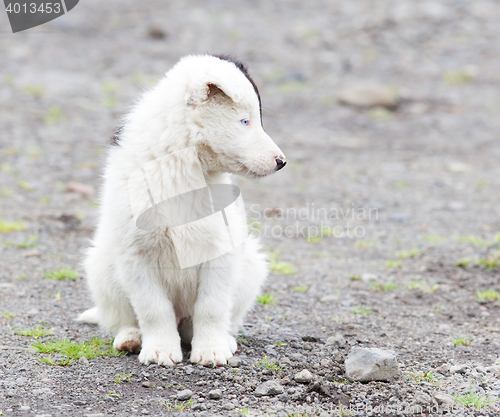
338;82;399;109
16;377;28;385
294;369;313;383
74;400;86;406
5;389;16;397
345;347;400;382
434;393;457;407
141;380;151;388
450;364;467;375
289;353;304;361
326;334;346;347
254;380;284;396
222;403;235;410
78;356;89;364
228;356;242;367
208;389;222;400
176;389;193;400
19;406;30;411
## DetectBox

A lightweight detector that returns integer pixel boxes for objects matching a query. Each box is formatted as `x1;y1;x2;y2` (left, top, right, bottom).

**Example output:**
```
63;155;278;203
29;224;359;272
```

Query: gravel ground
1;0;500;416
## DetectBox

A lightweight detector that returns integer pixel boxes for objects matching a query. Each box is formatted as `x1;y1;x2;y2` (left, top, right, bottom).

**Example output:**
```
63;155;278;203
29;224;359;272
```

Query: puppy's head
185;55;286;178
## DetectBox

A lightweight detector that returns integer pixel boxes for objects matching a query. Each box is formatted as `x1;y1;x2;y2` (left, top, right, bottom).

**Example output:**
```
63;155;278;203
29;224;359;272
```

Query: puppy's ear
187;79;243;108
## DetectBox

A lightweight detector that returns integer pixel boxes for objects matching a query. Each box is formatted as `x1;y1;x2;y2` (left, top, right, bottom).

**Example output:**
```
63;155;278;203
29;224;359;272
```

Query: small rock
254;380;284;397
289;353;304;361
78;356;89;364
319;294;339;303
294;369;313;383
434;364;451;375
5;389;16;397
326;334;346;346
447;162;472;173
19;406;30;411
208;389;222;400
16;377;28;385
141;410;150;415
434;393;457;407
148;27;166;39
141;380;151;388
345;347;400;382
222;403;235;410
74;400;86;406
415;392;432;404
450;365;467;375
486;365;500;374
361;273;378;283
24;249;40;258
338;83;399;109
176;389;193;401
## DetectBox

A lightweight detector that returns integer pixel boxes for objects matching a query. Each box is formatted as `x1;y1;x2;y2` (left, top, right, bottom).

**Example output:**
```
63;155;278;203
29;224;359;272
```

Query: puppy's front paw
190;335;236;366
113;327;142;353
139;342;183;366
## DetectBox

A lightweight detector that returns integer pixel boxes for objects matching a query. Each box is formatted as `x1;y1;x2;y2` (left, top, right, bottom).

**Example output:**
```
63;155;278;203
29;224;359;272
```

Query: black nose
275;156;286;171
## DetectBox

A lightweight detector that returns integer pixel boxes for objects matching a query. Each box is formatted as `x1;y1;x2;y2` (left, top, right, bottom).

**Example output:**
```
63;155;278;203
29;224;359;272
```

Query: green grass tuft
293;286;309;293
258;355;283;372
114;371;133;384
256;293;275;306
476;289;500;301
407;280;439;293
165;398;194;411
351;307;371;315
385;260;402;268
1;311;16;320
32;336;124;365
12;324;53;338
453;336;471;346
453;385;495;409
0;219;27;233
369;282;398;292
396;248;421;258
43;268;80;280
268;251;297;275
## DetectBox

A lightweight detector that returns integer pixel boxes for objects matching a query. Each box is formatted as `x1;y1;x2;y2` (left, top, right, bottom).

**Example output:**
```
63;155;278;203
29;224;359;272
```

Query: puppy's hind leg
82;246;142;353
230;237;268;335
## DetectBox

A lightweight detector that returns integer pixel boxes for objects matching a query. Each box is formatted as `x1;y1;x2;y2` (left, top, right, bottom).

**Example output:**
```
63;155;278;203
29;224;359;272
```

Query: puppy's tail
76;307;100;324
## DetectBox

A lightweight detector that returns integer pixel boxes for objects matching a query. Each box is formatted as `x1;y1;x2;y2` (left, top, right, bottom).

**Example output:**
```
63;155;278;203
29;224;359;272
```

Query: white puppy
77;55;286;366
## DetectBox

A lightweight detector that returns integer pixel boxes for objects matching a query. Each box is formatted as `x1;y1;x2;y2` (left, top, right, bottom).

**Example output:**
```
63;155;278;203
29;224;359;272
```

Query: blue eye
240;119;249;126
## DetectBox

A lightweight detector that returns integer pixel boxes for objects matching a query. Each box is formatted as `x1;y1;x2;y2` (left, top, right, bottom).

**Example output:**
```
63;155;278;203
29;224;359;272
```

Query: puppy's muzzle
275;155;287;171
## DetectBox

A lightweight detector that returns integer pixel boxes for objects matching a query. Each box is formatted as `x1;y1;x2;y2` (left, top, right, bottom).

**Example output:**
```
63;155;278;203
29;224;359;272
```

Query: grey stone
176;389;193;400
19;406;30;411
222;403;235;410
78;356;89;364
16;377;28;385
208;389;222;400
434;393;457;407
228;356;242;367
74;400;86;406
338;83;399;109
5;389;16;397
289;353;304;361
450;365;467;375
345;347;400;382
294;369;313;383
254;380;284;396
141;380;151;388
326;334;346;346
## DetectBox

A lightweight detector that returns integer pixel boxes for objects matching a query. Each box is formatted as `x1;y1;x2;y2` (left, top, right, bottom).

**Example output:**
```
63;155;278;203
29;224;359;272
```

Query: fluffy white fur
77;55;286;366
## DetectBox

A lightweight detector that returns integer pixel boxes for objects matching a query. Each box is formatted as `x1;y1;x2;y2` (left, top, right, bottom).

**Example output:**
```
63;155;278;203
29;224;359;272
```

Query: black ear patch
214;54;262;121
